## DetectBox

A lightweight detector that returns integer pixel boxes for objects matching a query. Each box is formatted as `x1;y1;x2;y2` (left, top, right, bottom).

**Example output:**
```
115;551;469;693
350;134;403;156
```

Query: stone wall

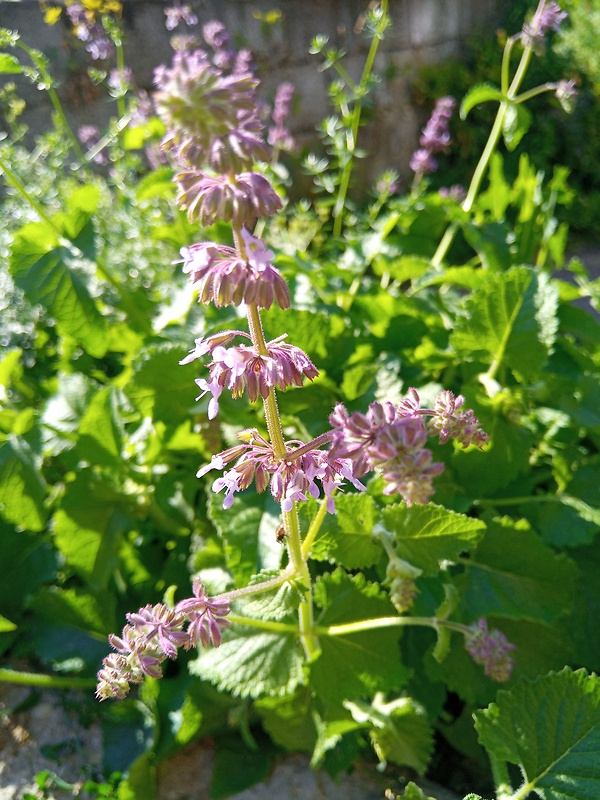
0;0;508;181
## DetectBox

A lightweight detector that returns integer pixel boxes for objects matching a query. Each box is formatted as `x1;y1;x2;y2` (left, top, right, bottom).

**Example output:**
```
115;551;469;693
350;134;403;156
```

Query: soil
0;684;461;800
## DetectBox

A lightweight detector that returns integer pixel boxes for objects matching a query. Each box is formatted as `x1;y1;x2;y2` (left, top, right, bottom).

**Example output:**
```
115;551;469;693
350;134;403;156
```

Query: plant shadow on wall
0;2;600;800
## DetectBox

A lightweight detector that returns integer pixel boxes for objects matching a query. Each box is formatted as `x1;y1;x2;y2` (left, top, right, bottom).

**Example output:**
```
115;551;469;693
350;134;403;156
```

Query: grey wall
0;0;508;181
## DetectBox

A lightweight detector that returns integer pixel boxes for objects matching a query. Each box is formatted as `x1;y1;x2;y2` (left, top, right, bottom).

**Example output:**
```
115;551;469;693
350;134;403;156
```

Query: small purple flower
202;20;230;51
522;2;567;46
165;2;198;31
409;148;438;176
187;332;318;418
66;3;113;60
465;618;515;682
126;603;190;659
180;232;289;309
175;578;231;648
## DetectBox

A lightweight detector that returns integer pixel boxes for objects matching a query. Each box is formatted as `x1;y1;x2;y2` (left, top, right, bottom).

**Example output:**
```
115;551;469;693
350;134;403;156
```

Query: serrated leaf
310;715;365;769
0;53;22;73
475;668;600;800
460;83;505;119
458;517;576;624
239;575;303;621
189;625;305;699
311;570;409;705
346;695;433;773
0;434;47;531
451;267;559;382
381;503;485;576
29;586;116;635
308;494;382;569
208;488;281;586
10;223;106;357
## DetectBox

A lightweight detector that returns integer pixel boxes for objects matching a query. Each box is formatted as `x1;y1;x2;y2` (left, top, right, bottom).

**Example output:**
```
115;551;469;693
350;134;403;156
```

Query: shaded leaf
0;434;47;531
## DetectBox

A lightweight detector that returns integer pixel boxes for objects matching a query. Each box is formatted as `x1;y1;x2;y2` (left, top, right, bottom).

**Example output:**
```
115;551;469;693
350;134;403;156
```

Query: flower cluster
329;389;488;506
198;429;364;513
464;617;516;682
65;2;114;60
522;1;567;47
165;1;198;31
96;580;230;701
181;329;318;418
410;96;456;177
268;81;296;152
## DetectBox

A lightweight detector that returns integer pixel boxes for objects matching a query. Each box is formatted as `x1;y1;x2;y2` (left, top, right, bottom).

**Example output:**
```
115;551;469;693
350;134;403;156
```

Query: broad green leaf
10;223;106;357
53;469;131;588
29;586;116;635
381;503;485;576
502;101;532;151
311;570;409;705
457;517;576;624
116;751;157;800
189;624;305;699
460;83;505;119
207;488;281;586
475;668;600;800
462;221;512;271
239;574;303;621
451;267;559;382
310;715;365;770
255;688;317;752
0;434;47;531
127;342;198;425
75;387;125;469
308;494;382;569
451;413;535;496
346;695;433;773
211;733;275;800
0;523;57;617
42;372;97;456
0;53;22;73
135;167;175;201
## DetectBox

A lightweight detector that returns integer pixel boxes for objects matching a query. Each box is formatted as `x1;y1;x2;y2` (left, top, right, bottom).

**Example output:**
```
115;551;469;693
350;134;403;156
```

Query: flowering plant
0;2;599;799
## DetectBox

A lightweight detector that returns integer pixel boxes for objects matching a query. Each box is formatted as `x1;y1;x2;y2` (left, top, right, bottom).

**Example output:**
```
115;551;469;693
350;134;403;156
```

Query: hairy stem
0;668;96;689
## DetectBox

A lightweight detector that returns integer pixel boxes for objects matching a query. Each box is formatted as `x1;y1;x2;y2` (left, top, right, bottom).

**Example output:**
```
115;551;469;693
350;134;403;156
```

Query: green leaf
211;733;275;800
311;570;409;705
0;615;16;632
53;469;131;588
189;624;305;699
0;53;22;73
345;695;433;773
75;387;125;469
207;488;282;586
135;167;175;202
28;586;116;636
0;434;47;531
255;688;317;753
451;267;559;382
475;668;600;800
502;102;532;151
460;83;505;119
10;223;106;357
308;494;382;569
381;503;485;576
239;574;303;621
457;517;577;625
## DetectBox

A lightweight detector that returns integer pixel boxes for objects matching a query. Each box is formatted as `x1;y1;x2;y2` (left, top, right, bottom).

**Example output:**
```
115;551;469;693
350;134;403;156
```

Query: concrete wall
0;0;508;181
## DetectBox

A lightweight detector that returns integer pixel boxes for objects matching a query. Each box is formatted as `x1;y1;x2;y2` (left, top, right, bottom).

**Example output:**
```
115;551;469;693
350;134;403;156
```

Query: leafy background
1;2;600;800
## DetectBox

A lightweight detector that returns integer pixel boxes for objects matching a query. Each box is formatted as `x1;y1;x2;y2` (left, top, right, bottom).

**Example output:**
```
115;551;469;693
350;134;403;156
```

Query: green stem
431;37;535;268
332;0;388;238
15;41;84;162
0;668;96;690
490;752;514;800
301;496;330;557
114;36;127;124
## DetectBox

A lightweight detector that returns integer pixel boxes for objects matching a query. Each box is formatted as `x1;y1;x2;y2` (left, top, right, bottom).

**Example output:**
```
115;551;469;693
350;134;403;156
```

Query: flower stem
431;37;535;268
332;0;388;238
0;668;96;690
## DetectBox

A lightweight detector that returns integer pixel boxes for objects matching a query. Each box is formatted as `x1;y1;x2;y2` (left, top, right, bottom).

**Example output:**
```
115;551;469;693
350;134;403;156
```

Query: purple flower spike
410;96;455;178
465;618;516;682
522;2;567;46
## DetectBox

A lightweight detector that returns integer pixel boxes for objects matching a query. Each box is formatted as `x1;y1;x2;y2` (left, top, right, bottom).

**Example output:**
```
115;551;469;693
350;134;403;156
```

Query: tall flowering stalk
96;18;513;702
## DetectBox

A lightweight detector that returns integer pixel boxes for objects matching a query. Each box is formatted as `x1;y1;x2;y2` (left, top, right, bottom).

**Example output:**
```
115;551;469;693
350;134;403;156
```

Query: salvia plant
0;2;600;799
